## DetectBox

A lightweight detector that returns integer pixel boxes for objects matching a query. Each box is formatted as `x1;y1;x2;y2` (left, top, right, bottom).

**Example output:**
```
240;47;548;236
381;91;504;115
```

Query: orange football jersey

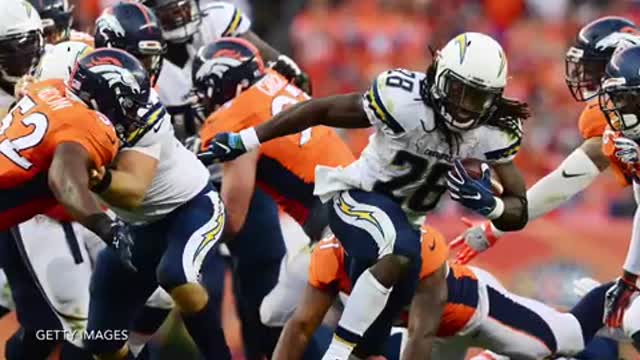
578;100;631;186
200;69;355;224
0;79;118;230
307;226;474;337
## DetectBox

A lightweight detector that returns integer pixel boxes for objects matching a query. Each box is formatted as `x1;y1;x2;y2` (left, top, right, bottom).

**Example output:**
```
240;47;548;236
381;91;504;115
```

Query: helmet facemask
0;30;44;84
154;0;201;43
431;68;502;132
565;46;608;102
599;83;640;139
69;61;152;146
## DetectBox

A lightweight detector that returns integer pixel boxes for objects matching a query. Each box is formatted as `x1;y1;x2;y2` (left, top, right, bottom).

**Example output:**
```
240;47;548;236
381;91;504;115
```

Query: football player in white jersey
203;32;530;360
73;47;226;360
143;1;297;357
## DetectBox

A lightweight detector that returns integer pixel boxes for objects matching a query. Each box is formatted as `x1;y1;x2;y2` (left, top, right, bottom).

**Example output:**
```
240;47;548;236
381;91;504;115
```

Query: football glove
447;160;501;219
614;136;640;166
604;273;638;328
449;217;500;264
271;54;313;95
109;220;137;272
198;132;247;165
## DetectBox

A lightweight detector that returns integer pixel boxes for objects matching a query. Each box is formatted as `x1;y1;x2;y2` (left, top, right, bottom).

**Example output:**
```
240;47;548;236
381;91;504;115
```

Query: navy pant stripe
487;286;557;353
61;222;83;265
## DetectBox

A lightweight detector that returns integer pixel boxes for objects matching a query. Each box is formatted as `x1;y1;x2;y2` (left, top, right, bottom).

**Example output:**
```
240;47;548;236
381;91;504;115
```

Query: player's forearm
254;93;369;144
49;143;104;222
272;319;315;360
96;170;147;210
492;195;528;231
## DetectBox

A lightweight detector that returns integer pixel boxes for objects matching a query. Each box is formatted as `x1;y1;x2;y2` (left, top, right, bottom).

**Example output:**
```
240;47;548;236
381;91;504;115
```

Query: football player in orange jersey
593;45;640;350
274;228;618;360
451;16;640;263
194;37;354;358
196;37;354;242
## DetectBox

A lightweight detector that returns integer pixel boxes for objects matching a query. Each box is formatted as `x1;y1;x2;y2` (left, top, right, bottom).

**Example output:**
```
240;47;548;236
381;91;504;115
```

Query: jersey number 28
0;96;49;170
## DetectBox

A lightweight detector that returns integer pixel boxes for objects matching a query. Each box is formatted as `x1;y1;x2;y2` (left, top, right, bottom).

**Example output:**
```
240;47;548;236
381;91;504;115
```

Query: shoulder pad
201;2;251;38
362;69;427;135
478;122;523;163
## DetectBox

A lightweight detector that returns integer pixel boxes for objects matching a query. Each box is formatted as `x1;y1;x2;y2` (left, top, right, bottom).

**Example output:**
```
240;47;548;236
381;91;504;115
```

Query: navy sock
570;282;613;344
181;299;231;360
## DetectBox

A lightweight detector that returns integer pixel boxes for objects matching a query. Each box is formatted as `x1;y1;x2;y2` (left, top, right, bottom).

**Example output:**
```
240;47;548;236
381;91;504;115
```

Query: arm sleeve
525;147;601;221
624;182;640;275
202;2;252;37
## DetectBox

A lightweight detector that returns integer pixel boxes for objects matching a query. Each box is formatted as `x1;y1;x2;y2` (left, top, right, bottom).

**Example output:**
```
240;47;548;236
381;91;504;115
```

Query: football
460;158;504;195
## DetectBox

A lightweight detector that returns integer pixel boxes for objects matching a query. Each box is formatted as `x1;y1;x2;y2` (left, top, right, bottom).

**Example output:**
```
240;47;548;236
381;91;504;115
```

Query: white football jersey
155;1;251;108
314;69;522;223
105;90;210;224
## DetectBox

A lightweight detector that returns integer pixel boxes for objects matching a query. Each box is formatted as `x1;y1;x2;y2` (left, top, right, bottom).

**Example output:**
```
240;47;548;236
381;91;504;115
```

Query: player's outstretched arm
200;94;369;163
256;93;370;143
48;142;113;238
91;149;159;210
272;284;336;360
402;265;447;360
525;137;607;223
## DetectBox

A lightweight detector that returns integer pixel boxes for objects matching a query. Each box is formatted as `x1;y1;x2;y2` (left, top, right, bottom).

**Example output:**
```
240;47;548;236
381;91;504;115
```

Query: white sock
322;269;392;360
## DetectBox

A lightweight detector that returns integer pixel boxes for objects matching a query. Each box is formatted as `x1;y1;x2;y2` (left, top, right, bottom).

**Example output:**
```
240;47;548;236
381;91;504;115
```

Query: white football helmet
431;32;507;131
36;41;93;82
0;1;44;85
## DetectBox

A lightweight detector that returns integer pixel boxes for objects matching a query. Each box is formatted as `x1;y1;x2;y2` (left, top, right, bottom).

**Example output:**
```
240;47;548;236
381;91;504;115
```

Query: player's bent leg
155;187;230;360
128;288;173;357
324;190;421;359
86;243;159;359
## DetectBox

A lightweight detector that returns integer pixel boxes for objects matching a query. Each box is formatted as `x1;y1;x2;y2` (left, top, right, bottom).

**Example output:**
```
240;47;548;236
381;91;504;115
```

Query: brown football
460;158;504;195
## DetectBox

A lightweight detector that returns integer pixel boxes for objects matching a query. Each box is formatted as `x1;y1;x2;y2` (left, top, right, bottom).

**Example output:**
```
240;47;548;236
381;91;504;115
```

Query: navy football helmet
566;16;639;101
68;48;152;145
599;45;640;139
142;0;201;43
27;0;73;44
95;2;166;85
191;37;265;113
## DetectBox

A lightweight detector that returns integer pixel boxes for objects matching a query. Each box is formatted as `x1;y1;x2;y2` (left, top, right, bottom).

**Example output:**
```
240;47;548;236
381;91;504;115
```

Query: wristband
239;127;261;151
91;169;112;194
487;197;505;220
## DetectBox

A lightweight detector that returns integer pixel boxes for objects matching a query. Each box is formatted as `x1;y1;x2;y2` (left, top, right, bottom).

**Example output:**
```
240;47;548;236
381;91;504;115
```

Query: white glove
614;136;640;165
